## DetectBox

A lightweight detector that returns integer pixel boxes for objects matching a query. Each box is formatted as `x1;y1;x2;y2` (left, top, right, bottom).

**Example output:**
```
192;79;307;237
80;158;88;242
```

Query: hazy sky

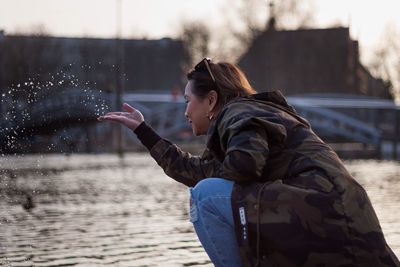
1;0;400;62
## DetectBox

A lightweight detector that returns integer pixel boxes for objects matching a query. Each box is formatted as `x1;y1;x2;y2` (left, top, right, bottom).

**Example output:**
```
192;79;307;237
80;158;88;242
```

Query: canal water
1;153;399;266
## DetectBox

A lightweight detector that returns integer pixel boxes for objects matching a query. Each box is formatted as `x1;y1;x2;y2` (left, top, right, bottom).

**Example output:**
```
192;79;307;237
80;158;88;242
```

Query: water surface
1;154;399;266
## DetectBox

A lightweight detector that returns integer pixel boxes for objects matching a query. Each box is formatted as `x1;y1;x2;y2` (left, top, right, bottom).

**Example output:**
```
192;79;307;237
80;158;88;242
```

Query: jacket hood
250;90;296;113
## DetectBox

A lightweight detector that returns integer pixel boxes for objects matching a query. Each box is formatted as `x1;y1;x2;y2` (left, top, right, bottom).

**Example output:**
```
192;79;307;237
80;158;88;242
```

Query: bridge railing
123;93;395;146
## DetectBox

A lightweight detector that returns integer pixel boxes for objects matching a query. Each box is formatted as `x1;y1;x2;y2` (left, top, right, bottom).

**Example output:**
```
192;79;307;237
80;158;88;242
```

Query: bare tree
13;24;52;37
179;21;211;69
215;0;316;61
367;24;400;100
273;0;316;30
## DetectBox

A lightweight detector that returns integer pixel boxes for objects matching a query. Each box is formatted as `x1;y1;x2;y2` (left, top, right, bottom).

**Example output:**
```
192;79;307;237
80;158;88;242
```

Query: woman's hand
98;103;144;131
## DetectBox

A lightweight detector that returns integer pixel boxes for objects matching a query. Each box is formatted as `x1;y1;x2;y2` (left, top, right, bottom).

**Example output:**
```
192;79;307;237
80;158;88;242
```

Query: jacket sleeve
134;122;221;187
216;111;287;183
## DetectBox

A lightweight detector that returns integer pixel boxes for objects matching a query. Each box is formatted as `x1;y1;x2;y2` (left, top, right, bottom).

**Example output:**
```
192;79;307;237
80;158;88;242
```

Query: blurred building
238;24;392;99
0;32;185;94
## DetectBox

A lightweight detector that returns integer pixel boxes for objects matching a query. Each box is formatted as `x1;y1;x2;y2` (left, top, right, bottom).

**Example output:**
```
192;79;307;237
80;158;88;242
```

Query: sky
1;0;400;63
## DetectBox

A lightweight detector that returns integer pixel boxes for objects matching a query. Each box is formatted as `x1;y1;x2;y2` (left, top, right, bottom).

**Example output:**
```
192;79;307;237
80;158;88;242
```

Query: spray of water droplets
0;64;112;154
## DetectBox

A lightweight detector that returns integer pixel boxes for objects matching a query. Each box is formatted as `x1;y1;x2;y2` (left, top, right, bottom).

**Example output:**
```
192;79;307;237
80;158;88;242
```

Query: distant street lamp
0;31;4;115
115;0;125;156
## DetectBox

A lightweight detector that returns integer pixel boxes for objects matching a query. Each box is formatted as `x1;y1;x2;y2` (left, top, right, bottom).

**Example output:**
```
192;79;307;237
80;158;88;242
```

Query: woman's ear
208;90;218;111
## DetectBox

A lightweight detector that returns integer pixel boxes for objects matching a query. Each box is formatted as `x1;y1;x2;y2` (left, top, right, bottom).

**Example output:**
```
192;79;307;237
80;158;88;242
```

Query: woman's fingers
99;104;137;119
99;111;128;118
97;114;137;129
122;103;135;112
98;103;143;130
99;114;125;123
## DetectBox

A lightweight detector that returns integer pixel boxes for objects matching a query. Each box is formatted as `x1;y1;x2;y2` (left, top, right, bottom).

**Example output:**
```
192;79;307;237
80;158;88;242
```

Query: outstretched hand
98;103;144;131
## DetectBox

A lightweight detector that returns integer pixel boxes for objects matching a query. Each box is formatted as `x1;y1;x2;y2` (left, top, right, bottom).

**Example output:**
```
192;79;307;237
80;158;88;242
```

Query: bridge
123;93;399;158
1;90;399;158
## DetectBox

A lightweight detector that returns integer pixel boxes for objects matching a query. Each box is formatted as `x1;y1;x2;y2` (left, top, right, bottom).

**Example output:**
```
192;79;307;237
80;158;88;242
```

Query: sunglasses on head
194;58;219;91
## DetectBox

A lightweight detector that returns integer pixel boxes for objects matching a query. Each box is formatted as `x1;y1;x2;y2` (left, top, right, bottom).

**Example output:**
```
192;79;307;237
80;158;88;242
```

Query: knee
191;178;233;203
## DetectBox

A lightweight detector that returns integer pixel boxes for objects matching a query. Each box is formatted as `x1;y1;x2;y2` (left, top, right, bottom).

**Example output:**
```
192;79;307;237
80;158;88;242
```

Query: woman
98;58;399;267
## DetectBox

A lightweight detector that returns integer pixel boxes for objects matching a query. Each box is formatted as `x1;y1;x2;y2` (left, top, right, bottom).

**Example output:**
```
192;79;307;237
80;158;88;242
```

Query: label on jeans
239;207;246;225
239;206;248;241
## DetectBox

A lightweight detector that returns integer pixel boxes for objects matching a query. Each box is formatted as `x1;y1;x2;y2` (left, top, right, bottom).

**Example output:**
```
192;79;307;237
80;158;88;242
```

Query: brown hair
186;60;256;106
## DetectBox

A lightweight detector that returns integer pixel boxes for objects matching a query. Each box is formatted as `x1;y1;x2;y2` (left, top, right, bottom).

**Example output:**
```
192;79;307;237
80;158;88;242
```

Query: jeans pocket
189;189;198;223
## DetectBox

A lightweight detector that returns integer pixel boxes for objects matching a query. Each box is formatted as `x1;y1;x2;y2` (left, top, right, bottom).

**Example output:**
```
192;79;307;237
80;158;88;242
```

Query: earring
208;114;214;120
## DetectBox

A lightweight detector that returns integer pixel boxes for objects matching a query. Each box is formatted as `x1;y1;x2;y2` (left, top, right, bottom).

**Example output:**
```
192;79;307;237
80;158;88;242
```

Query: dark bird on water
22;194;35;211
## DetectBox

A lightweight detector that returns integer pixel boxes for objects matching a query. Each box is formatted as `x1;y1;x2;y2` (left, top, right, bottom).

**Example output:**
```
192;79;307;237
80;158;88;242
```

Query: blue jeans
190;178;244;267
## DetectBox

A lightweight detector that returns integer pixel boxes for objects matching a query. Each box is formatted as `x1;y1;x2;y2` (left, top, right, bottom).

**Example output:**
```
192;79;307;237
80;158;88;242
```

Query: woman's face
184;81;212;136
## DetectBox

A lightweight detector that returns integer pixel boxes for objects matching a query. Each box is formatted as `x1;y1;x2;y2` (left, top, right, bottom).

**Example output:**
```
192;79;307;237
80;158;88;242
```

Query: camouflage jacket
134;91;399;267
